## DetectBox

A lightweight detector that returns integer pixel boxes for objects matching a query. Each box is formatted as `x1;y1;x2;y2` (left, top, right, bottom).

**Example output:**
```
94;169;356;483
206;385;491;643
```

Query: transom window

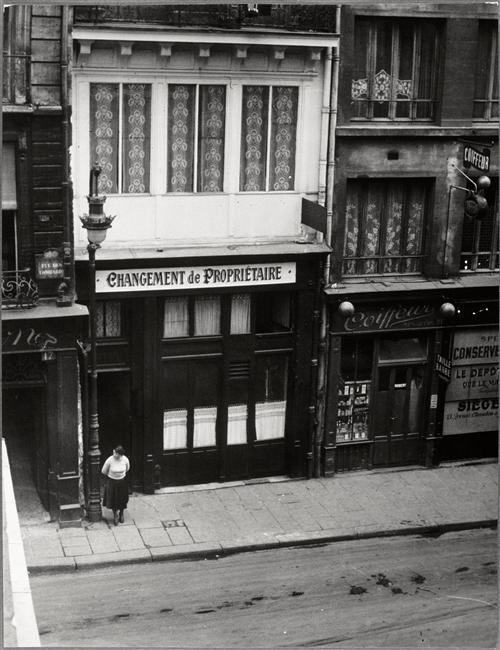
460;178;499;271
343;178;430;276
474;22;498;121
351;18;440;121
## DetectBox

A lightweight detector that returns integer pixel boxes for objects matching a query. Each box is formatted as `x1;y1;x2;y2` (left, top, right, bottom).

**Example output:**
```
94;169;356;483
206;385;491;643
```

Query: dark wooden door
372;364;425;467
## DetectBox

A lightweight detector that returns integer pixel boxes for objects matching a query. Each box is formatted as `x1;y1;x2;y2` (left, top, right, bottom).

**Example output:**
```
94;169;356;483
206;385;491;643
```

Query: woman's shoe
119;511;124;524
113;512;119;526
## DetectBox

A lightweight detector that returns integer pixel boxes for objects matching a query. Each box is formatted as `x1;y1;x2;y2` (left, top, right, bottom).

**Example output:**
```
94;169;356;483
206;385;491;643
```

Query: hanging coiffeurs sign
96;262;296;293
443;328;498;435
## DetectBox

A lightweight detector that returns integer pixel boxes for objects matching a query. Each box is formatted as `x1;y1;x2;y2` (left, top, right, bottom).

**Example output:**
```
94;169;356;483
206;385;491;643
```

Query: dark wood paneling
335;443;371;472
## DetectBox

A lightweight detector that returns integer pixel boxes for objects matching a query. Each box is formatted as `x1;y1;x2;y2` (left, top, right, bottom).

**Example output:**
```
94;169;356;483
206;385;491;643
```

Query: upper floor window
343;178;430;276
167;85;226;192
351;18;440;121
474;22;498;121
90;83;152;194
240;86;298;191
460;177;499;271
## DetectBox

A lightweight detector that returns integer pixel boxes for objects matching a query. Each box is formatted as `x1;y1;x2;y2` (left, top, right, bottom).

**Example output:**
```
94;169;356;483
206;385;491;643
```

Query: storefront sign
35;250;64;280
435;354;452;382
343;303;435;333
463;145;490;172
443;328;498;434
3;327;58;352
96;262;296;293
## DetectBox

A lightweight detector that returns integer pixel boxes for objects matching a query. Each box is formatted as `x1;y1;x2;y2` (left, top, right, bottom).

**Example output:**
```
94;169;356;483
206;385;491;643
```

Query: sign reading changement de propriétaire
95;262;297;293
443;328;499;435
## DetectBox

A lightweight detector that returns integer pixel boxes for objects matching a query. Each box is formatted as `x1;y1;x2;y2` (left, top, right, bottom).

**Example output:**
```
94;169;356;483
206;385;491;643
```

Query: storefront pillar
323;334;341;477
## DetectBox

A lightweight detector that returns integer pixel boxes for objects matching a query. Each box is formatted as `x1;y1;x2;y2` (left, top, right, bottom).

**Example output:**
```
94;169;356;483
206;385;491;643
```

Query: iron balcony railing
74;5;338;33
2;53;31;105
1;269;39;309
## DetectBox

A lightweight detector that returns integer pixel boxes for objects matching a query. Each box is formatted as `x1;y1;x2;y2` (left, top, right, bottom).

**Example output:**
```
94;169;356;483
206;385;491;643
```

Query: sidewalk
21;461;498;574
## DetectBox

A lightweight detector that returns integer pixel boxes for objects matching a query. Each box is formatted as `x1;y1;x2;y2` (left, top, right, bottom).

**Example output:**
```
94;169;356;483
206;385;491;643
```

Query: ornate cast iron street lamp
80;164;115;522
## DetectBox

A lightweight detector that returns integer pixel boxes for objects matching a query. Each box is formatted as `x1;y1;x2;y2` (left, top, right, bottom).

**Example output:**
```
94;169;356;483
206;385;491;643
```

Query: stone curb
27;518;497;575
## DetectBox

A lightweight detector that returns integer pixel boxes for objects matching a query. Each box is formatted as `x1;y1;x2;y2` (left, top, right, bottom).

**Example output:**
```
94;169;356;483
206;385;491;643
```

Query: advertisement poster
443;328;499;435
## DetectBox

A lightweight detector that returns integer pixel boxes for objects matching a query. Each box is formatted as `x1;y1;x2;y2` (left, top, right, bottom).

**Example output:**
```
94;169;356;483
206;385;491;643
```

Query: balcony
2;54;30;106
2;270;39;310
74;5;338;33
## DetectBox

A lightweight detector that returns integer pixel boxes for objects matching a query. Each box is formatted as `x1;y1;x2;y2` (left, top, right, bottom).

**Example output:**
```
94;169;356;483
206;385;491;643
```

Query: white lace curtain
227;404;248;445
163;297;189;338
194;296;221;336
193;406;217;447
163;409;188;450
255;400;286;441
230;294;251;334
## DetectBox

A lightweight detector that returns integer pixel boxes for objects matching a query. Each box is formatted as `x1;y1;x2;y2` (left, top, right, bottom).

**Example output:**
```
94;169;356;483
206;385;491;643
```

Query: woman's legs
113;510;119;525
119;510;124;523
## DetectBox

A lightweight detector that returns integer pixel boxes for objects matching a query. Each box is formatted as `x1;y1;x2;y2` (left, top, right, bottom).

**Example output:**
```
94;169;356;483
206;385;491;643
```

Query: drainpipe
317;47;332;207
313;6;341;478
57;5;75;306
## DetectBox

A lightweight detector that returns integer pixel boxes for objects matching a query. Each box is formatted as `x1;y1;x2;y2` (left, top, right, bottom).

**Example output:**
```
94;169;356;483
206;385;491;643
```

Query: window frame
79;73;304;199
342;177;432;277
351;17;440;122
460;177;499;272
473;21;499;122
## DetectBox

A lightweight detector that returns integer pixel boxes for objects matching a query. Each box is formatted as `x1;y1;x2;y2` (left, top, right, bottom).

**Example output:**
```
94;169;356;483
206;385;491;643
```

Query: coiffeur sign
443;328;498;435
96;262;296;293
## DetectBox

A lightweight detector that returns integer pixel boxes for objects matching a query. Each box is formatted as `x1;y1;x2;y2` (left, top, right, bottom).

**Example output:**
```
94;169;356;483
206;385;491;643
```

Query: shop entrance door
372;335;428;467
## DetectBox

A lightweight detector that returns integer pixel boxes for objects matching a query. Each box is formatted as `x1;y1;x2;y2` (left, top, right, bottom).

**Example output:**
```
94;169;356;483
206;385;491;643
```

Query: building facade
322;3;498;475
2;5;85;524
70;5;338;492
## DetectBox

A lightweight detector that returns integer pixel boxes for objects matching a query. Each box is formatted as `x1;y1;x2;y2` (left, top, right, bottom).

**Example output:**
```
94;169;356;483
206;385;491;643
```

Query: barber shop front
323;295;447;474
76;249;325;492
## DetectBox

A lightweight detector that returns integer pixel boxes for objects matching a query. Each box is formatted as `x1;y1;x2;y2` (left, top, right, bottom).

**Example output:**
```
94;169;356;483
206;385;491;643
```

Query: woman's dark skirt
103;477;129;511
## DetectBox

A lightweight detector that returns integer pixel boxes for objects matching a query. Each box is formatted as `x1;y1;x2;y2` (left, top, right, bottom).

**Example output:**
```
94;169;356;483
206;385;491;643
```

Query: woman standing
101;445;130;525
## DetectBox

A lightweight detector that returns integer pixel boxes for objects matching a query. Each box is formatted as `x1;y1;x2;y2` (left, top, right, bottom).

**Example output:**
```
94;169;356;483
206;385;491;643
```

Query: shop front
437;297;499;462
2;305;87;524
323;297;445;474
75;250;325;491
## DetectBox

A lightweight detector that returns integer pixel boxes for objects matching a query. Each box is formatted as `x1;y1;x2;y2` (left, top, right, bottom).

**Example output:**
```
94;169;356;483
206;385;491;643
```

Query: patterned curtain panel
167;85;195;192
269;87;298;191
90;83;119;193
240;86;269;191
163;409;188;450
163;297;189;338
194;296;221;336
197;86;225;192
122;84;151;193
344;179;427;275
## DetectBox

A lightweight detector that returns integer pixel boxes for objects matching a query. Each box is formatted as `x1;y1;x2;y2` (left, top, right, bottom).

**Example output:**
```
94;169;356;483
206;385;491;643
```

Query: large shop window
163;296;221;338
90;83;152;194
240;86;298;191
255;355;288;440
337;339;373;443
351;18;440;120
343;178;429;275
474;22;498;121
460;178;499;271
167;85;226;193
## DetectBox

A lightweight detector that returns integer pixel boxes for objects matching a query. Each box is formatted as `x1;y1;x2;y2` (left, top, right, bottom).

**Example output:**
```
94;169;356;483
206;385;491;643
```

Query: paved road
30;528;497;648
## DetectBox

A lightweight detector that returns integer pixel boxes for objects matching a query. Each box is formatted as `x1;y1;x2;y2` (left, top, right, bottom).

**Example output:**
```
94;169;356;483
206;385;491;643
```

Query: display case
336;380;371;443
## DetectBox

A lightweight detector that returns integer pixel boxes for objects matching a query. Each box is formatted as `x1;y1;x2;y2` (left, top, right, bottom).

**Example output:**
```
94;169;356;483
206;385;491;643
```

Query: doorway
372;335;428;467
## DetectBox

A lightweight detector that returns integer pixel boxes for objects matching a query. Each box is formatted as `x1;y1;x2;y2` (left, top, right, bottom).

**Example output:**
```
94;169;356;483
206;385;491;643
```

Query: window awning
2;143;17;210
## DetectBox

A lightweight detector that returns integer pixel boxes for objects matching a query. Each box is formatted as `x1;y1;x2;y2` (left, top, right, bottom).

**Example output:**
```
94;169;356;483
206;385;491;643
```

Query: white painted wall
71;40;326;249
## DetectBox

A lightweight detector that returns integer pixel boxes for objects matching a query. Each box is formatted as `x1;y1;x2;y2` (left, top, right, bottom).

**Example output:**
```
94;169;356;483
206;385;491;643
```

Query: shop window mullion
485;29;497;120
